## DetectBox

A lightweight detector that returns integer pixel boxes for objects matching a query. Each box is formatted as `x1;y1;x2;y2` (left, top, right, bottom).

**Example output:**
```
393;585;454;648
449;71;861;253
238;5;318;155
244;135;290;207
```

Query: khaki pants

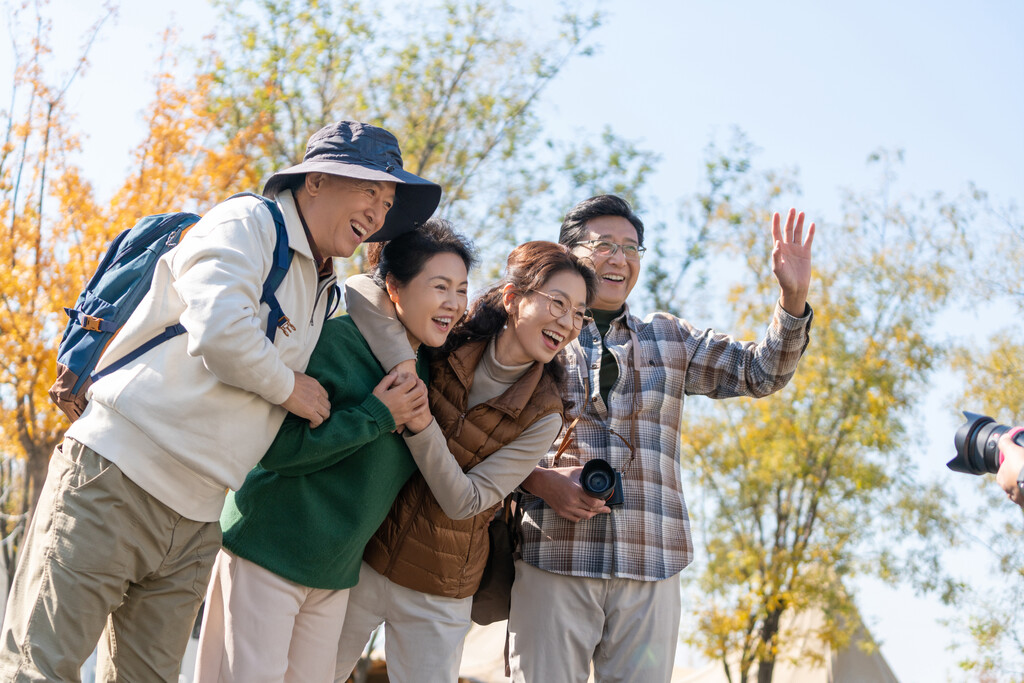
507;559;682;683
193;549;350;683
334;562;473;683
0;439;221;682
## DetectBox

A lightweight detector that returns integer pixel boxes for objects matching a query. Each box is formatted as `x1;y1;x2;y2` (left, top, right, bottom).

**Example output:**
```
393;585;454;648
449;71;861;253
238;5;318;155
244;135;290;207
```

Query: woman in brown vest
336;241;597;682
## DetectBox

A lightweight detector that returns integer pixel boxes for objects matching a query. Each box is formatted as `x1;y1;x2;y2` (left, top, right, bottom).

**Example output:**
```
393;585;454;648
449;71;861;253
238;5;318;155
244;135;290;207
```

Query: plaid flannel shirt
517;301;813;581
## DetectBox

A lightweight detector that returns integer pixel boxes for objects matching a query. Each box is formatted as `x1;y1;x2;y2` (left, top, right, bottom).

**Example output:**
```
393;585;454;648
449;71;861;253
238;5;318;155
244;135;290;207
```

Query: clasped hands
378;360;431;434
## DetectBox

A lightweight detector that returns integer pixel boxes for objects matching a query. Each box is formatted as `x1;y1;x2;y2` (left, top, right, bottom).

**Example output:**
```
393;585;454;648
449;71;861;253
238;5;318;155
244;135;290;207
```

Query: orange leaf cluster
0;25;270;522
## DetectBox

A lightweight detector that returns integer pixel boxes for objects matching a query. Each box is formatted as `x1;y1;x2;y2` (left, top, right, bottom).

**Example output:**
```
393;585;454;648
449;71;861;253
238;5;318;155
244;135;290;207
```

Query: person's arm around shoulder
997;428;1024;508
345;273;417;374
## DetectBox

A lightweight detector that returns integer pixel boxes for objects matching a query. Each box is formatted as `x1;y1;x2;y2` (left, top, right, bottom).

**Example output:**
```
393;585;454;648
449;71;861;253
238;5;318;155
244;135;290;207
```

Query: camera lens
585;470;612;492
581;459;616;500
949;411;1011;475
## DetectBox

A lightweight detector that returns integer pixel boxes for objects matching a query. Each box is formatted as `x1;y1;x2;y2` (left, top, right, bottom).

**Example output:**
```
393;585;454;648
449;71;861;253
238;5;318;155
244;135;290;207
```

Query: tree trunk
757;656;776;683
756;606;784;683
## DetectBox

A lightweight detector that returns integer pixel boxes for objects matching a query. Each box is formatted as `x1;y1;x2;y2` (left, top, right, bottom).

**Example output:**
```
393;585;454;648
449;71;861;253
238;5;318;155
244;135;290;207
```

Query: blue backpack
49;193;295;421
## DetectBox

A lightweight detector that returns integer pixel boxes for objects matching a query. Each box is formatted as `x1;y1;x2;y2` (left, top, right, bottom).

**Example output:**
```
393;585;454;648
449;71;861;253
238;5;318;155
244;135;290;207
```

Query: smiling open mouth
542;329;564;347
432;316;453;331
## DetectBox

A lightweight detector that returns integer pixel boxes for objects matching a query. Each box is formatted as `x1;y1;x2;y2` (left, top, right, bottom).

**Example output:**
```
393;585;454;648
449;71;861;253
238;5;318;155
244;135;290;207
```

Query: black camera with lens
948;410;1024;475
580;459;624;507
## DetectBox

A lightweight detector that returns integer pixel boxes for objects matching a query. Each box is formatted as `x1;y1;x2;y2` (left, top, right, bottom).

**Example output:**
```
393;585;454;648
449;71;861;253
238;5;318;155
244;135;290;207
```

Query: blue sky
3;1;1023;680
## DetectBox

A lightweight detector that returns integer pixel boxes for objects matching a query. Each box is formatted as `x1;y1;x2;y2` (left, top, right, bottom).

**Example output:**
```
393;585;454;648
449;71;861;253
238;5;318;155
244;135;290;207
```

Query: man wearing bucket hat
0;121;440;682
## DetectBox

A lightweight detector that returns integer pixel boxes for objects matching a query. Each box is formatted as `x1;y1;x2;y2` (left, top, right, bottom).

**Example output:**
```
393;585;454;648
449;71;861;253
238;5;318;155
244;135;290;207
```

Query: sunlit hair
365;218;476;287
444;241;598;384
559;194;645;247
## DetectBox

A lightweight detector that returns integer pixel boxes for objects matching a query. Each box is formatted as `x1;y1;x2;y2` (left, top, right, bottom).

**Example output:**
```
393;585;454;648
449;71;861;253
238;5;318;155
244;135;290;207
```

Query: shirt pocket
635;342;686;409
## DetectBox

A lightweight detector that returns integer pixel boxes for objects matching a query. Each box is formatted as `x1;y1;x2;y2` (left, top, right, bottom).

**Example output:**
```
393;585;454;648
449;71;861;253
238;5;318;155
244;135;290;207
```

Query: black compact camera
948;410;1024;475
580;459;624;507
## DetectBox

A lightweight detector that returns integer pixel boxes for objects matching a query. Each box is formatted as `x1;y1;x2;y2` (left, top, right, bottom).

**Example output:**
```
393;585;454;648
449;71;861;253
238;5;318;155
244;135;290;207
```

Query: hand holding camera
949;411;1024;508
996;431;1024;507
523;466;611;523
580;459;625;507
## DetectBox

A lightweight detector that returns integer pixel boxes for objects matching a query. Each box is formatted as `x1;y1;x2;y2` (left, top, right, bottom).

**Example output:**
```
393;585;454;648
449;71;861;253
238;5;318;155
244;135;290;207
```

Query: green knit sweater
220;315;425;590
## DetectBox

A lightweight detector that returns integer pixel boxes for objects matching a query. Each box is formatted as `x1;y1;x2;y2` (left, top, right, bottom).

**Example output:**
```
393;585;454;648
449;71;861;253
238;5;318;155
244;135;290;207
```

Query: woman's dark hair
558;194;645;247
366;218;476;288
445;241;598;385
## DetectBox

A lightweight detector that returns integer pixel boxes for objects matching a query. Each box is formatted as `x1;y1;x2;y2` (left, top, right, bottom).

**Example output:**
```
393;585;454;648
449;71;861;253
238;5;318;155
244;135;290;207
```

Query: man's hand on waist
279;370;330;428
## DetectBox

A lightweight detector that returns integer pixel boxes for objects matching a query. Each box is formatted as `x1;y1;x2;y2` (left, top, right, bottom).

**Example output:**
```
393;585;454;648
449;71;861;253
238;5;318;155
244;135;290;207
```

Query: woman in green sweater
193;219;476;683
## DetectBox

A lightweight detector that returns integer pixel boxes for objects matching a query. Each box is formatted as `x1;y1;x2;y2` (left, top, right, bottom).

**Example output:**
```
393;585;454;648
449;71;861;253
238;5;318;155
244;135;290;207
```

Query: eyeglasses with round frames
528;290;593;330
578;239;646;261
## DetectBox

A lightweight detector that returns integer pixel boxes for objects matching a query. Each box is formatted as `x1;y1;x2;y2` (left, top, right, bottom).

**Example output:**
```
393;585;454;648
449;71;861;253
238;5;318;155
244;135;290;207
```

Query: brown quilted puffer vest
363;339;562;598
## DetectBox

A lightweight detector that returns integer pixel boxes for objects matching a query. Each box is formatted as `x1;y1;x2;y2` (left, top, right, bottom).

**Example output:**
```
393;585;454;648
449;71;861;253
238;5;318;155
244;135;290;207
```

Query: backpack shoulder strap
229;192;293;343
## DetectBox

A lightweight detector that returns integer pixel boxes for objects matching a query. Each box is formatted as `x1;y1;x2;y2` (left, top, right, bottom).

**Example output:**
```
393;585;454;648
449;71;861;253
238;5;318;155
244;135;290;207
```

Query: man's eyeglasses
529;290;593;330
577;239;647;261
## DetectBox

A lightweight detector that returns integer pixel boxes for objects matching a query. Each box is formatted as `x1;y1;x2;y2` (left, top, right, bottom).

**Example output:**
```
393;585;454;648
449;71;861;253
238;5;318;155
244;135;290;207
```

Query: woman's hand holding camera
523;466;610;522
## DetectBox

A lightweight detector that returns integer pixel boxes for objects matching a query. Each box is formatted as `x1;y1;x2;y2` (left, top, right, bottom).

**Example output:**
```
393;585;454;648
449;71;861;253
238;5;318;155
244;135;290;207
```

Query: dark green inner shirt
592;307;625;406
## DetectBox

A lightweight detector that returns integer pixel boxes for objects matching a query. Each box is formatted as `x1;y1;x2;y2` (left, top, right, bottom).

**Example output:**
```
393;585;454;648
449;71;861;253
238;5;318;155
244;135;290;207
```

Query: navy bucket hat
263;121;442;242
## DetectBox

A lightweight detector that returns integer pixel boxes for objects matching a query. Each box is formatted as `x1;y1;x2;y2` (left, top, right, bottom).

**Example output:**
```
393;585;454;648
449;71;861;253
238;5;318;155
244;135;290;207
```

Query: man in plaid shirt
510;195;814;683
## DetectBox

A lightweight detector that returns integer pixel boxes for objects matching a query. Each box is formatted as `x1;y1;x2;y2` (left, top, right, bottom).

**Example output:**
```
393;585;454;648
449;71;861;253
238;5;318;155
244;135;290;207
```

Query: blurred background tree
946;195;1024;681
200;0;618;270
0;0;650;587
1;2;1021;680
670;147;970;682
0;1;114;579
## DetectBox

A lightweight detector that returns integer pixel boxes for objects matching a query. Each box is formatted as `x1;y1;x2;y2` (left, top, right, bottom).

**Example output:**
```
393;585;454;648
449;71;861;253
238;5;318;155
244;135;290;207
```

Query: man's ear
304;172;327;197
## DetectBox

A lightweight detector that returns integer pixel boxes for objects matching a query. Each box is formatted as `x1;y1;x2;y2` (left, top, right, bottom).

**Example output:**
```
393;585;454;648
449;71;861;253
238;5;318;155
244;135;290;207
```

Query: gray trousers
508;559;682;683
335;561;473;683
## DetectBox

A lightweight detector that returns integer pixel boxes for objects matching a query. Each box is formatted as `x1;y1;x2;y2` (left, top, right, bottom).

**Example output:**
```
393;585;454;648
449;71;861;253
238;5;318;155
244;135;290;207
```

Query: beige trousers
334;561;473;683
0;438;220;682
193;549;350;683
507;559;682;683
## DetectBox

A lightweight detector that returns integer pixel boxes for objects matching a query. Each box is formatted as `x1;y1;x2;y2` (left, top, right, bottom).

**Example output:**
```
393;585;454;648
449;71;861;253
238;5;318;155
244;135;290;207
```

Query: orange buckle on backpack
83;315;104;332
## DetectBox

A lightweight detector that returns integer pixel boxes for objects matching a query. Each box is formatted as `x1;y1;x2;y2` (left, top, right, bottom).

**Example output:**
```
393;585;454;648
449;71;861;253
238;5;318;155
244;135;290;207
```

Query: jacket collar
445;339;547;420
581;300;638;342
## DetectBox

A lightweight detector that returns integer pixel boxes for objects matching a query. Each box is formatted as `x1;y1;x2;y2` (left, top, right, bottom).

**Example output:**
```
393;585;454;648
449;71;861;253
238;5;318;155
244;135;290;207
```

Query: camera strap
553;323;642;478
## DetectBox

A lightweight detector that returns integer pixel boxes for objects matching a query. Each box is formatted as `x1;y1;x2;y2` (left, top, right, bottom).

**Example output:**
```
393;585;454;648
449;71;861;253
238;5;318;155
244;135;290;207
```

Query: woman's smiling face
496;269;588;366
389;251;469;349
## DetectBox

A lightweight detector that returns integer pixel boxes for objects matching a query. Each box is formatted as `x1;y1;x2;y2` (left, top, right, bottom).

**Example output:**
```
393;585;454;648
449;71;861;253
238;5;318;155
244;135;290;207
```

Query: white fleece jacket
66;191;334;522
